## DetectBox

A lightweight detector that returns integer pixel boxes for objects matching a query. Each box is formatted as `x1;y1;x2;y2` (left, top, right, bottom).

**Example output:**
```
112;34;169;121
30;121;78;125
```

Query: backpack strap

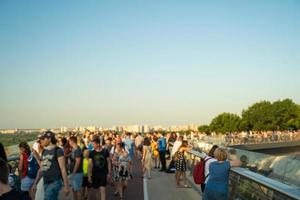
203;156;212;179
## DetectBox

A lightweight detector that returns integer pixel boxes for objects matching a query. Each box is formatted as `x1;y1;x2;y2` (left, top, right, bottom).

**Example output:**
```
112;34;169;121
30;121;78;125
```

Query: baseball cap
40;131;55;139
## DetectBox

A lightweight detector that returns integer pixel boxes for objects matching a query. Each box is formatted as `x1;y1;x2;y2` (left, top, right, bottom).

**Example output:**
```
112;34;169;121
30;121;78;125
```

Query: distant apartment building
61;127;68;133
78;126;97;132
121;125;140;133
170;125;188;132
153;125;163;131
0;129;17;134
143;125;150;133
188;124;199;131
40;128;48;133
87;126;96;132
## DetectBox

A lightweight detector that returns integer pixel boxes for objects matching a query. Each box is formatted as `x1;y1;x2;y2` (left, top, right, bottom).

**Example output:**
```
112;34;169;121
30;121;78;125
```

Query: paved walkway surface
147;169;201;200
58;157;201;200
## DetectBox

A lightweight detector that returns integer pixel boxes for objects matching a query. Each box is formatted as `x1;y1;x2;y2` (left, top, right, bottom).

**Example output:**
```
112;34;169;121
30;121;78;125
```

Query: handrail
186;149;300;200
7;156;19;162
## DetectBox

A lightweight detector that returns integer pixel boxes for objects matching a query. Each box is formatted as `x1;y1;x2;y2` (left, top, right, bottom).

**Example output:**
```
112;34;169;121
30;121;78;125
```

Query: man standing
69;136;83;200
157;132;167;171
88;138;111;200
32;131;70;200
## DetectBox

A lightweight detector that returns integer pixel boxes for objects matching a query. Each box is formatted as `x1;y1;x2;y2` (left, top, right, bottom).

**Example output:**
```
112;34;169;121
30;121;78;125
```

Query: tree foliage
209;113;241;134
198;125;211;135
0;132;39;147
198;99;300;134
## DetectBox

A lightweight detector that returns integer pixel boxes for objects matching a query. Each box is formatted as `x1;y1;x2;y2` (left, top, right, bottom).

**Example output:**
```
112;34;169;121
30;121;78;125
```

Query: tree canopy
209;113;241;134
198;99;300;134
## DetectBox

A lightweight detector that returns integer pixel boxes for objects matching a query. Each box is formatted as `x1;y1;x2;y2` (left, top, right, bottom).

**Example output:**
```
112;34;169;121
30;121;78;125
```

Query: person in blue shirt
157;133;167;171
123;133;134;160
122;132;134;178
203;148;241;200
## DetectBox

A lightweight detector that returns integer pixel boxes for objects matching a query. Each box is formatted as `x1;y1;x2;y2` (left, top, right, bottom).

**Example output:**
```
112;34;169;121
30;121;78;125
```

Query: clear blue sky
0;0;299;129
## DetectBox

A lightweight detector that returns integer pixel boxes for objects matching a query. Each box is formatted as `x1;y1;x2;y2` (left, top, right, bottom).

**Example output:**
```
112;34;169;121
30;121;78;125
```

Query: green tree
271;99;300;130
198;125;211;135
241;99;300;131
241;100;275;131
209;113;241;134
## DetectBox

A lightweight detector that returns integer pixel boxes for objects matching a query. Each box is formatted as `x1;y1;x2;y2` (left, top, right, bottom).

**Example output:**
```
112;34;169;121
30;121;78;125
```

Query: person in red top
18;142;35;199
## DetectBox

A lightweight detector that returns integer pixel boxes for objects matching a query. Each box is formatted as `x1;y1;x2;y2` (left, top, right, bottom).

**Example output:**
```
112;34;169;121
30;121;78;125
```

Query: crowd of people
2;129;291;200
224;130;300;145
0;130;190;200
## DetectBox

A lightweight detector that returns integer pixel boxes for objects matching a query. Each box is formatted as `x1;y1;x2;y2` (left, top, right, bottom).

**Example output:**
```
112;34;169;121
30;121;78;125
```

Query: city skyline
1;1;300;129
0;124;200;134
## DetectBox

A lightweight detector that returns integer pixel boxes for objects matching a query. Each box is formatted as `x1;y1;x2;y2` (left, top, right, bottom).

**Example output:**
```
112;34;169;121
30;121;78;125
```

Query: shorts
69;173;83;191
21;176;34;191
92;173;107;188
82;176;91;188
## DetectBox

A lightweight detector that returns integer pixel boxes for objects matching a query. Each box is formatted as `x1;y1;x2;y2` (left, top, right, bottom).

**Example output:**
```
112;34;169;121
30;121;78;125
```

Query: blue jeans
44;179;63;200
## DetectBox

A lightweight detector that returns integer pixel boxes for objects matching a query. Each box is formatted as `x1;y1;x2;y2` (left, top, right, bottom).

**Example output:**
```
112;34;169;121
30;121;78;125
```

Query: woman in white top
201;145;218;193
142;138;152;179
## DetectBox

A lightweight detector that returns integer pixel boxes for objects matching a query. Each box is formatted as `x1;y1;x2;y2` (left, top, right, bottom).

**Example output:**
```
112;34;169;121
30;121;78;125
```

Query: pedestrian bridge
7;147;300;200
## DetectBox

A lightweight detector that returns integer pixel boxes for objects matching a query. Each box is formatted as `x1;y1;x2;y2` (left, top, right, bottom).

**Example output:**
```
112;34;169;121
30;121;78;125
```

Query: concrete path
147;169;201;200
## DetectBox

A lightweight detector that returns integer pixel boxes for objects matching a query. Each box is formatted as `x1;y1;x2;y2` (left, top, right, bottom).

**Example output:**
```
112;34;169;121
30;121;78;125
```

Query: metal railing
184;149;300;200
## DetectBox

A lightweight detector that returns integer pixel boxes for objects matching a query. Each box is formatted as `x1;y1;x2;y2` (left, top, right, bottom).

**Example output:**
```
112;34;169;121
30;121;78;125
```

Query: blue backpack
27;154;39;179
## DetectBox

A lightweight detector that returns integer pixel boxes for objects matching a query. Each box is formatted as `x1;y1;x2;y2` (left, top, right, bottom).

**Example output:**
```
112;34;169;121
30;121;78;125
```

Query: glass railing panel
184;150;300;200
188;139;300;188
229;171;295;200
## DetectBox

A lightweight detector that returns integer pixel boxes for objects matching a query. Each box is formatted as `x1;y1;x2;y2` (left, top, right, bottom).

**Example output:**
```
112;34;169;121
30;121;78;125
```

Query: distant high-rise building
144;125;150;133
153;125;163;131
122;125;140;133
61;127;68;133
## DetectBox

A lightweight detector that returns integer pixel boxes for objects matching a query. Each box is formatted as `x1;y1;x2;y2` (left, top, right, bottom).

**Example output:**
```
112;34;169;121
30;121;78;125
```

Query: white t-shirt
204;156;217;184
171;140;182;157
135;135;144;147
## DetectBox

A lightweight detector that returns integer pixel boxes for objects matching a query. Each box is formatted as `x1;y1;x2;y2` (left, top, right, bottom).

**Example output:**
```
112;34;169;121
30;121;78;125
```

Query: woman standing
142;138;152;179
112;142;131;200
150;136;159;169
18;142;35;199
174;141;190;188
203;148;241;200
201;145;218;192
